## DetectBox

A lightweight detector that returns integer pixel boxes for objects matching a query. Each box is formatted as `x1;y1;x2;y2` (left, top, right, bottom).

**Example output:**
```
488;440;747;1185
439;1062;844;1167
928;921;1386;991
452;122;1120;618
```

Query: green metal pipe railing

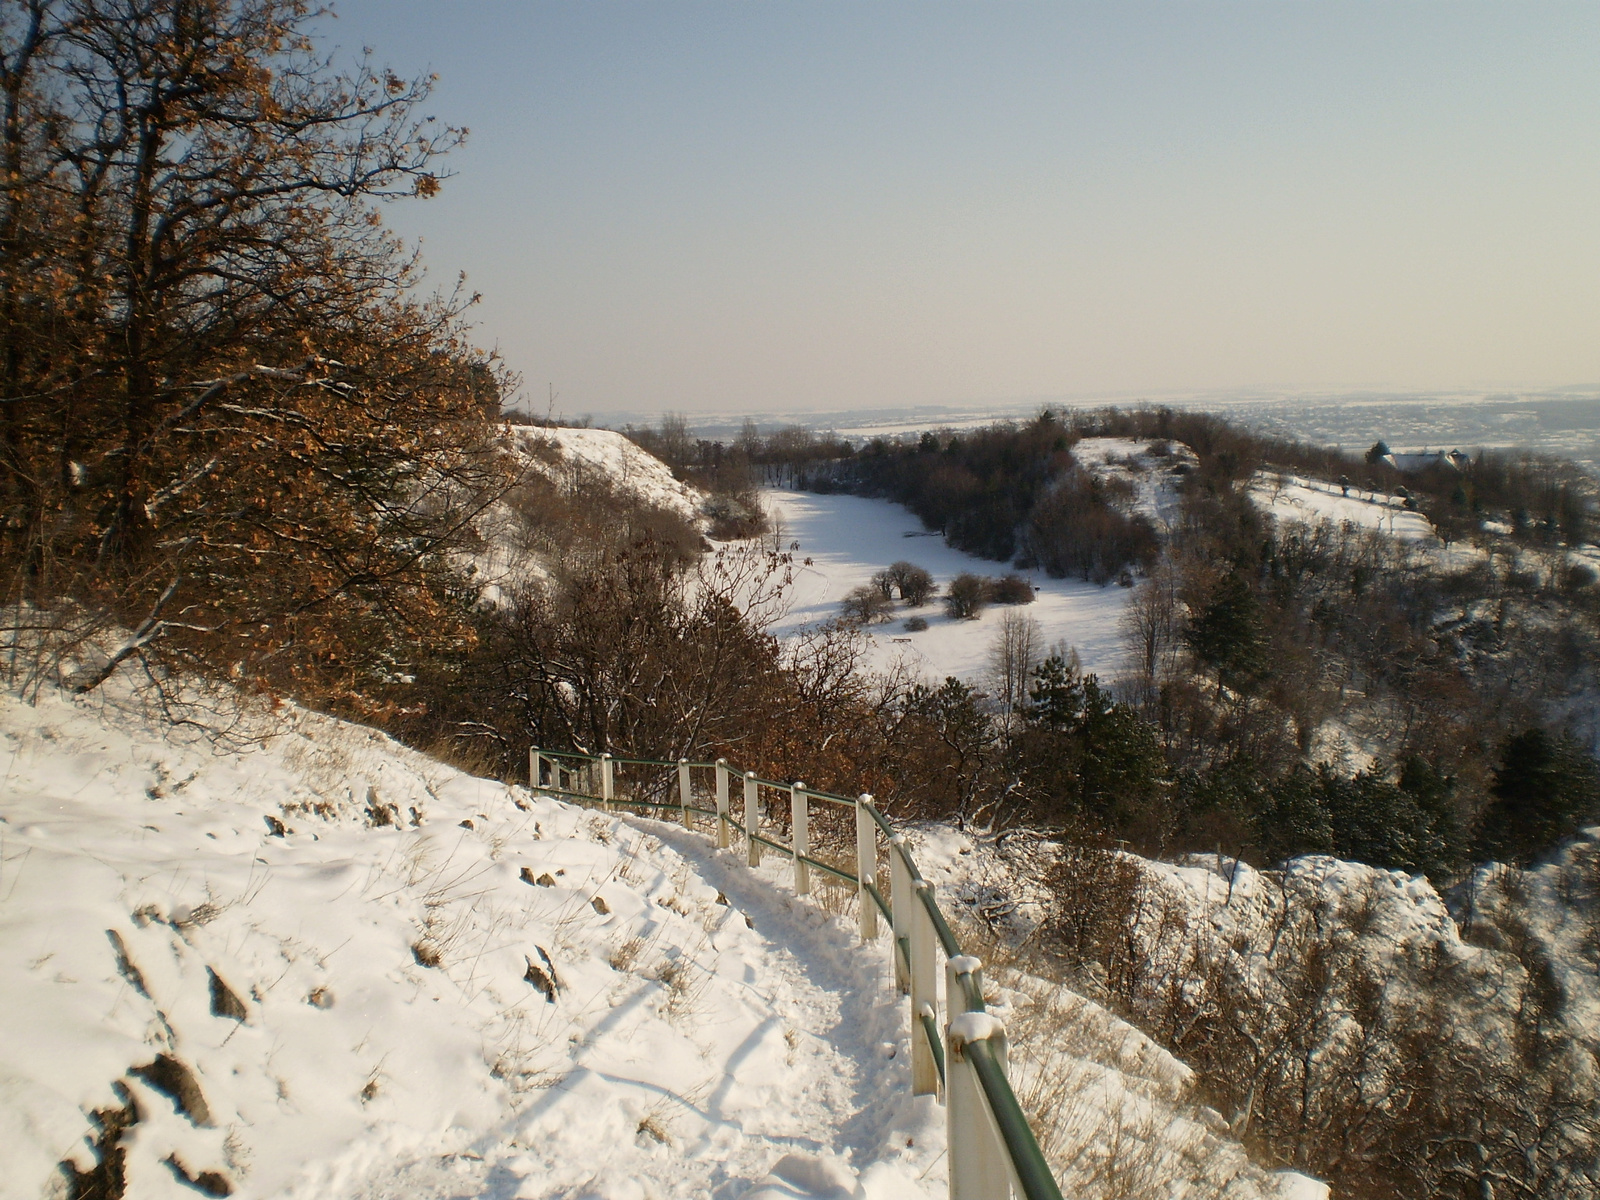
528;747;1065;1200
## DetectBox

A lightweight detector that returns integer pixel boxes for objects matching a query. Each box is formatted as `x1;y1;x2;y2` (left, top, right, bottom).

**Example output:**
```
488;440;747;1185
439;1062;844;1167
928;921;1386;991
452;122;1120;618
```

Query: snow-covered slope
464;425;708;607
0;685;1337;1200
914;822;1599;1197
1248;472;1438;544
508;426;704;524
0;690;939;1200
904;826;1327;1200
1066;436;1196;533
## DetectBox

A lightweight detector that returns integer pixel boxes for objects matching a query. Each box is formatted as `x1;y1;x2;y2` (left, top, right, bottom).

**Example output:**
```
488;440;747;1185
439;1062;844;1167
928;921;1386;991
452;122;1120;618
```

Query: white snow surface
0;689;942;1200
762;490;1131;685
1248;473;1439;544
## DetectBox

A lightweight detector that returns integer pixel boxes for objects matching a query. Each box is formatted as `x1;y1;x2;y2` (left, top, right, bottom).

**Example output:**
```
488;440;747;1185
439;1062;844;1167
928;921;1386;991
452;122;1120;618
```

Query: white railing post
856;795;878;942
529;747;541;791
890;837;912;993
744;772;760;866
791;782;810;894
946;954;984;1018
947;1013;1012;1200
910;880;939;1098
600;753;614;810
678;759;693;829
715;760;731;849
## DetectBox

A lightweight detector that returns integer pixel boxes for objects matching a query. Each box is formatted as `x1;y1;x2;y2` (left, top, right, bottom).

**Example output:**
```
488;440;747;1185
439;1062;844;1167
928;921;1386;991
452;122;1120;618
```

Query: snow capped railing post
715;759;731;849
946;954;984;1018
600;753;614;809
529;747;542;790
890;836;912;994
791;782;810;895
678;759;693;829
744;771;761;866
910;881;940;1097
855;795;879;942
947;1012;1013;1200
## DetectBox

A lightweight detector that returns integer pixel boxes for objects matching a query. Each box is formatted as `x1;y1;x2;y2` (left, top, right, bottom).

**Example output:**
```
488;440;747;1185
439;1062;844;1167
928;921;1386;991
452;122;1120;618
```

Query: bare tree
1121;556;1184;710
989;610;1043;732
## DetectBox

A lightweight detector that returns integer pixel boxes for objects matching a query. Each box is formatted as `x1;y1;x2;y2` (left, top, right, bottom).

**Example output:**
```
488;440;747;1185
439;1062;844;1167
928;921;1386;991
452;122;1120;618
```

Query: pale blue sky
324;2;1600;415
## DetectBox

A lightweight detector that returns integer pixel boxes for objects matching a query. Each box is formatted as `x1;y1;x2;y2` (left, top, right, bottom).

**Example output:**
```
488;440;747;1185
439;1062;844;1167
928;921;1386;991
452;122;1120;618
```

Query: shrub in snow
944;573;986;620
984;573;1035;605
840;584;894;624
887;561;936;605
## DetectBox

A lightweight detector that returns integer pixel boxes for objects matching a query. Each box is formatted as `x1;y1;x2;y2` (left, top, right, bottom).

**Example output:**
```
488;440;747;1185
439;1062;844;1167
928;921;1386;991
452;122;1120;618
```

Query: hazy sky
324;2;1600;416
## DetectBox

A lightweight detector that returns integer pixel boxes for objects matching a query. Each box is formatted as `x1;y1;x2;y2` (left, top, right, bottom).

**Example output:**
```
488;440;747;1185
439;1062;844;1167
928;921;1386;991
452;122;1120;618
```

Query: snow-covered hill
506;426;705;525
463;425;709;608
1248;472;1439;544
0;687;1336;1200
0;689;940;1200
915;823;1600;1197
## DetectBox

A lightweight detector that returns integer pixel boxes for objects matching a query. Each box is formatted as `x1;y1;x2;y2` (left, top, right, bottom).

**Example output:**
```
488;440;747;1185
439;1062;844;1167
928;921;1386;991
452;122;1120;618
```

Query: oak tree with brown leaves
0;0;512;710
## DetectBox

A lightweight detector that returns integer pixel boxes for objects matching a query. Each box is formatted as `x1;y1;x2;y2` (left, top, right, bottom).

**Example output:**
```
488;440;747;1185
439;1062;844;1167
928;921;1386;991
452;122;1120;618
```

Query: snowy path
347;818;943;1200
0;691;942;1200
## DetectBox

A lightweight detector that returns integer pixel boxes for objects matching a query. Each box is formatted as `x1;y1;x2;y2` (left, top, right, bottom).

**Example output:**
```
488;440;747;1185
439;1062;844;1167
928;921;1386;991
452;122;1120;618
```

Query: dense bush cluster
1031;849;1600;1200
0;0;509;710
826;412;1161;584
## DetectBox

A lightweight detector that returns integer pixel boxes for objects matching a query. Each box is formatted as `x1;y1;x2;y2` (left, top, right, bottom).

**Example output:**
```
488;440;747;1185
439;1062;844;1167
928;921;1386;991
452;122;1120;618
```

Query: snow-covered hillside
916;823;1600;1197
0;687;1335;1200
508;426;704;523
1066;436;1196;533
0;690;941;1200
1248;472;1438;544
464;425;710;607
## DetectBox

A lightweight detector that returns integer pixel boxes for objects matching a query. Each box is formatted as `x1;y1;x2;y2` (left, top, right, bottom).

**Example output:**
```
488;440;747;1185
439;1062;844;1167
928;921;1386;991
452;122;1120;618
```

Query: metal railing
529;747;1065;1200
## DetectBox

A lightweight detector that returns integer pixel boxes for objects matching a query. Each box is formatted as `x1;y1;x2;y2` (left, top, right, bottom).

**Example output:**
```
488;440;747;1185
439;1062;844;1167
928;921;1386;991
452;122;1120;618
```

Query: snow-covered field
758;437;1206;686
1248;473;1438;544
762;490;1132;684
0;689;948;1200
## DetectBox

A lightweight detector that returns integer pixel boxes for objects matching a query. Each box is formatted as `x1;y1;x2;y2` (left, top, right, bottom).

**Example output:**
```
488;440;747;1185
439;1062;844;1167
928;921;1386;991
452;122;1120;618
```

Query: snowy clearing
761;489;1131;685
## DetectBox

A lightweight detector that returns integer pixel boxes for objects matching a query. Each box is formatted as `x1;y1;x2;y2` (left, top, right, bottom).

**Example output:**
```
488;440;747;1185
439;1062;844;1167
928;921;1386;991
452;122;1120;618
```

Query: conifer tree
1473;728;1600;866
1184;570;1265;694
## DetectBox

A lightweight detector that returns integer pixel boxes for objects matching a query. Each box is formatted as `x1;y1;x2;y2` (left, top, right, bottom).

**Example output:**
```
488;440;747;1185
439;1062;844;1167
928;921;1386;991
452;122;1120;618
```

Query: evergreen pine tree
1472;729;1600;866
1184;571;1265;693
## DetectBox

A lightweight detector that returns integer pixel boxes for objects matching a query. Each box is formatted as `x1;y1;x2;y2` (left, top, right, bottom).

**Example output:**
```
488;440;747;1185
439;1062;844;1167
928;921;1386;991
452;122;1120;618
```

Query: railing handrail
527;747;1065;1200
